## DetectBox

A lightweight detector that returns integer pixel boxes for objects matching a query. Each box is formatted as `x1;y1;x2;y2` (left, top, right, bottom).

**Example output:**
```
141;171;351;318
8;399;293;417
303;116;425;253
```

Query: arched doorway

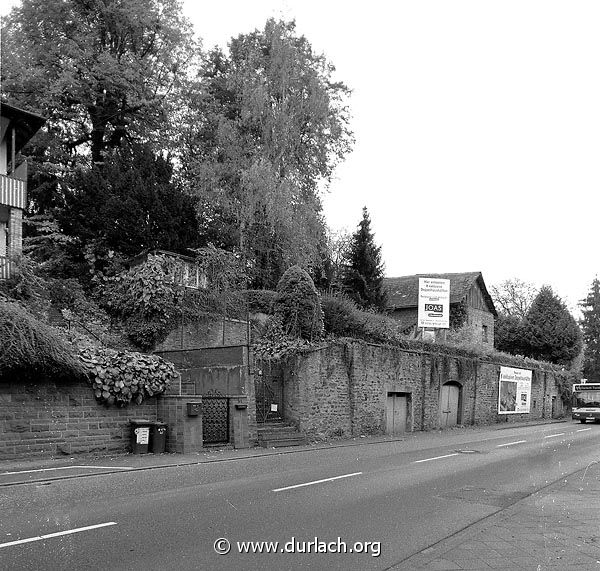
439;382;461;428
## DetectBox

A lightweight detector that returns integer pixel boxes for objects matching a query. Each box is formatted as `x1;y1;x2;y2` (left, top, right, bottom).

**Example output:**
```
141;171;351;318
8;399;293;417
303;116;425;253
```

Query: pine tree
342;207;387;310
580;277;600;381
523;286;582;365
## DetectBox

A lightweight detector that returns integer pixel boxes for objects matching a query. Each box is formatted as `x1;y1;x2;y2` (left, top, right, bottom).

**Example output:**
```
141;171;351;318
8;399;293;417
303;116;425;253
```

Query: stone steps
257;423;308;448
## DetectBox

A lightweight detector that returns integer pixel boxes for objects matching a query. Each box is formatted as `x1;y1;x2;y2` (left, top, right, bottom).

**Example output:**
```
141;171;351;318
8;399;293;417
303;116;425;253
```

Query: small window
482;324;489;343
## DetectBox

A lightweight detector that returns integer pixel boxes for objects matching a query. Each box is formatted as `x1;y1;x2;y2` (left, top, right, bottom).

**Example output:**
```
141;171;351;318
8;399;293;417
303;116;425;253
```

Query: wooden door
440;384;460;428
386;393;407;435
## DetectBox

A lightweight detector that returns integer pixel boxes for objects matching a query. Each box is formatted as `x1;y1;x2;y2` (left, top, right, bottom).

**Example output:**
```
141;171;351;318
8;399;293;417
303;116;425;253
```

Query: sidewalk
0;419;567;476
392;460;600;570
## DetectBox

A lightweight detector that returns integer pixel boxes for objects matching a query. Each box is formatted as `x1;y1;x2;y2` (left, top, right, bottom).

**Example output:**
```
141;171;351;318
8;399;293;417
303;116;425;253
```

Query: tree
490;278;538;318
491;278;538;355
1;0;197;164
342;207;387;310
182;19;353;288
523;286;582;365
494;314;526;355
580;277;600;382
60;144;200;260
1;0;200;278
313;228;352;293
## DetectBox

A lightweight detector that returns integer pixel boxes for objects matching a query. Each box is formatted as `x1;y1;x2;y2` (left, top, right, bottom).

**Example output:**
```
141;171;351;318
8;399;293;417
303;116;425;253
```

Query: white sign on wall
498;366;532;414
418;278;450;329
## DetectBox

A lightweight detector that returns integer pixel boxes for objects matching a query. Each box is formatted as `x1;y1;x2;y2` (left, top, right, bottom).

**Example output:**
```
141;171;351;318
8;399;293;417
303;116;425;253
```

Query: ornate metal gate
202;397;229;444
254;370;284;423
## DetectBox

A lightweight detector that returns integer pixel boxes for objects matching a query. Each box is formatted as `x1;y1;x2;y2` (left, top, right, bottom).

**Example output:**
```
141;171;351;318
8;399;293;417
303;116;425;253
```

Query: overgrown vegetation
102;250;247;350
102;254;184;350
0;300;85;380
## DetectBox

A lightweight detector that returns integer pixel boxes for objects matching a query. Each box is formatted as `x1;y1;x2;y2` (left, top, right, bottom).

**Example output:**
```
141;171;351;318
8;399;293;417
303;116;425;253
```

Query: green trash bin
150;422;167;454
130;419;152;454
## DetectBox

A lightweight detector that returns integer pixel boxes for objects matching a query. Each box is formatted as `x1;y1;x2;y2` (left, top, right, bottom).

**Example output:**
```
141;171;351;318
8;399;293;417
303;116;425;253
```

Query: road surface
1;421;598;570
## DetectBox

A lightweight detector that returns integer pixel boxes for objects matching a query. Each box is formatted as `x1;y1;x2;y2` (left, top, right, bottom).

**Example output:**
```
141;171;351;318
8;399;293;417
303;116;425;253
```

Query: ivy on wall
449;300;469;330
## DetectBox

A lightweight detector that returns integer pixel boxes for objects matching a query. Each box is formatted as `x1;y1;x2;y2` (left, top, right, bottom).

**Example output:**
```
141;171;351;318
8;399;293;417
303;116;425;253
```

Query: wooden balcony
0;174;26;209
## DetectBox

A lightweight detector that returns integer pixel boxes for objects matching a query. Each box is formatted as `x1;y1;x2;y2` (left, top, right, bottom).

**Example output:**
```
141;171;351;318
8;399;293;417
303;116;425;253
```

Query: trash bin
130;419;152;454
150;422;167;454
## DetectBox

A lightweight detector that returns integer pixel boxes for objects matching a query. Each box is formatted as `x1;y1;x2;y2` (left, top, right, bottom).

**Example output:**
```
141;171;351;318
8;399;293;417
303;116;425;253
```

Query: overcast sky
3;1;599;313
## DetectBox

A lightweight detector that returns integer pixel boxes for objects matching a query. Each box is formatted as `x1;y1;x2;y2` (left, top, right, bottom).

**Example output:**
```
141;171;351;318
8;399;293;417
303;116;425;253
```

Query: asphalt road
1;422;599;570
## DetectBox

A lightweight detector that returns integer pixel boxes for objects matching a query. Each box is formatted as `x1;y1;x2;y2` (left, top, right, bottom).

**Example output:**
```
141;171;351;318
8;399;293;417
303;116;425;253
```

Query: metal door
202;397;229;444
386;393;407;435
440;383;460;428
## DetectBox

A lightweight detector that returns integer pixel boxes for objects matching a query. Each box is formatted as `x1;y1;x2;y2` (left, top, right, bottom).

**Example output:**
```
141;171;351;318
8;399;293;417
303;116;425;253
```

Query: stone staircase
257;422;308;448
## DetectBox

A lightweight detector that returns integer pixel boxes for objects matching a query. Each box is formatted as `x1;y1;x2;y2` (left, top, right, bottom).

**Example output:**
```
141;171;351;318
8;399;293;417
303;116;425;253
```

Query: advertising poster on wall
498;366;532;414
417;278;450;329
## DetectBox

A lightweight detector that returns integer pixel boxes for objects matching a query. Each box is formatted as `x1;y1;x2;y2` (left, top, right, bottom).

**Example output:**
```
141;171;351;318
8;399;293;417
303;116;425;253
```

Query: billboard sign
498;366;532;414
418;278;450;329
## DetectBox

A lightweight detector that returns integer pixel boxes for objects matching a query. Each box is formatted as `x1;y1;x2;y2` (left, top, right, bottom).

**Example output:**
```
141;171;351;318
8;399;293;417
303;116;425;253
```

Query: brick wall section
274;340;569;438
0;379;157;460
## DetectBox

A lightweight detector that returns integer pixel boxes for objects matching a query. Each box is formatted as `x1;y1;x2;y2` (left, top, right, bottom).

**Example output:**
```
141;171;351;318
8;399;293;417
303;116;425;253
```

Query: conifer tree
342;207;387;310
523;285;582;365
580;277;600;381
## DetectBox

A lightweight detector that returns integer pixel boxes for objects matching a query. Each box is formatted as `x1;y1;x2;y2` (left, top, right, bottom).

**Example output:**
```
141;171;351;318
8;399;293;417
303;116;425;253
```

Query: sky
2;0;599;313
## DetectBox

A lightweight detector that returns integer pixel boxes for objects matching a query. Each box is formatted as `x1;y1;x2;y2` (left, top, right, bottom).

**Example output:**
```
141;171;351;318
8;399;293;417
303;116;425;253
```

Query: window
482;324;489;343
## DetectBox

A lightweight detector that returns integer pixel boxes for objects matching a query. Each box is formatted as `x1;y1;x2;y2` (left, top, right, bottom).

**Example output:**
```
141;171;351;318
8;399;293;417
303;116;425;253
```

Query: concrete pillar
229;395;249;449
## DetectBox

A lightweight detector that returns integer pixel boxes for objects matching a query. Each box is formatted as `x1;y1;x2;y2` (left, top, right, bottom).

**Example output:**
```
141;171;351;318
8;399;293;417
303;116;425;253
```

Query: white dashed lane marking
0;522;117;549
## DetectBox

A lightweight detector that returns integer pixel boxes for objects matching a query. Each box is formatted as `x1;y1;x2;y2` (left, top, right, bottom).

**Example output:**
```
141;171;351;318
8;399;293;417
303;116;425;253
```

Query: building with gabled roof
383;272;497;345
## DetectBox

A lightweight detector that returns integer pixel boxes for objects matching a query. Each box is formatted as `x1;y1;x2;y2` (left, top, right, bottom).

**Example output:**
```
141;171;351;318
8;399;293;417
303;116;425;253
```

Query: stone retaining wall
272;341;568;439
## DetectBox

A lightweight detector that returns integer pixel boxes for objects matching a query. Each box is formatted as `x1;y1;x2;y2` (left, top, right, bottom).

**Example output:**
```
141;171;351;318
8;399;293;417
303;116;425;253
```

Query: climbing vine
449;300;469;330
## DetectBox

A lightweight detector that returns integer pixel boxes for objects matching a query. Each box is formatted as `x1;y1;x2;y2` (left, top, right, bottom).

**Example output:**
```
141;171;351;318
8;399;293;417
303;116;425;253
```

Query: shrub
243;289;277;314
321;293;360;336
321;292;406;344
274;266;324;340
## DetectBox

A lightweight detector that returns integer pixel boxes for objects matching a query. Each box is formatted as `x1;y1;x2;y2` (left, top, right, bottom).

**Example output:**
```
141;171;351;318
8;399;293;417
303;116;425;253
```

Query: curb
0;419;569;488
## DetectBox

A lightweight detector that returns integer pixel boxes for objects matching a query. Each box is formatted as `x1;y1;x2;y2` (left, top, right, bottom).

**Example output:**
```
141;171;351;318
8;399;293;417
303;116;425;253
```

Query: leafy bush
274;266;324;340
78;344;178;406
243;289;276;314
0;300;85;380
